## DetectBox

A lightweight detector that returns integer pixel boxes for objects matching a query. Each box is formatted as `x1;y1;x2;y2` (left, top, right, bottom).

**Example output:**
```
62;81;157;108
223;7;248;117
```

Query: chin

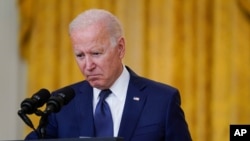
89;82;105;89
88;78;109;89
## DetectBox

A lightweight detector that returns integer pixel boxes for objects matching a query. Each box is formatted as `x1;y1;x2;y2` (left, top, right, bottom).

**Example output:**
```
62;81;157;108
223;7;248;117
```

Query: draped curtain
18;0;250;141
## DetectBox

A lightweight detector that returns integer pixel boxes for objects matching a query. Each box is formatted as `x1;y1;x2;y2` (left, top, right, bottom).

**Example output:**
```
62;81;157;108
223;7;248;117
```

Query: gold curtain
18;0;250;141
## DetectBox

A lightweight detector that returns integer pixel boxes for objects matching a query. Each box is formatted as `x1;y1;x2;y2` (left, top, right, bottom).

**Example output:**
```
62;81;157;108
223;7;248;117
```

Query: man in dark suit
25;9;192;141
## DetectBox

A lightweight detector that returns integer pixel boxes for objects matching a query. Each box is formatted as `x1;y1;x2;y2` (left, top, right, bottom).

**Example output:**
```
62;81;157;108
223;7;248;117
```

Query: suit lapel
74;82;95;137
118;67;148;140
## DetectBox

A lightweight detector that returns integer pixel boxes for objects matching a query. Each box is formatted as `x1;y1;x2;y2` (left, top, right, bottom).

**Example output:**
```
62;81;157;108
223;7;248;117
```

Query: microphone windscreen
45;86;75;113
33;88;51;107
56;86;75;105
20;88;50;114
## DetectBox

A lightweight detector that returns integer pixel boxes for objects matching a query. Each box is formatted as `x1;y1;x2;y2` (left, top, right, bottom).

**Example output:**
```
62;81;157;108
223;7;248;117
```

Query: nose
85;56;95;71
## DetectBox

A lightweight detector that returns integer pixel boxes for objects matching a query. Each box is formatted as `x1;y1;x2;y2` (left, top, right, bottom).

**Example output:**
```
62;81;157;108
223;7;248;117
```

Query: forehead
71;24;110;43
71;25;112;51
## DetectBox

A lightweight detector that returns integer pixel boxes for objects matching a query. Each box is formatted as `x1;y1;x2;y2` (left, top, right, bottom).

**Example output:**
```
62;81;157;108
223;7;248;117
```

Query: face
70;24;125;90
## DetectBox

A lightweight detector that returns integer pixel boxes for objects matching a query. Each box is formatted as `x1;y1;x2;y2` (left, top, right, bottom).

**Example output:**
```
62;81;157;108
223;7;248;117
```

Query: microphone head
32;88;51;107
56;86;75;105
20;88;50;114
46;86;75;113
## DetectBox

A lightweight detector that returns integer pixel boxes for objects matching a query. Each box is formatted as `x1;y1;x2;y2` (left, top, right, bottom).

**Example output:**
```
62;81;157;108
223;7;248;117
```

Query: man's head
69;9;125;90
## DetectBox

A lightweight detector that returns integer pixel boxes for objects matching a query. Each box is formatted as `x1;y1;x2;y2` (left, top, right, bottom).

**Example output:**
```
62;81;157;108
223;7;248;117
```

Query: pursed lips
86;74;102;80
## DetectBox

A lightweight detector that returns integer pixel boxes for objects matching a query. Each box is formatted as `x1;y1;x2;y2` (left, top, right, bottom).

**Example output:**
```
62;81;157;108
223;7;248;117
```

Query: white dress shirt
93;66;130;136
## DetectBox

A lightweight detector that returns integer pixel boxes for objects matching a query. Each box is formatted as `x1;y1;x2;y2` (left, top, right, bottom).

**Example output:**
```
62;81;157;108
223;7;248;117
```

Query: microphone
19;88;51;114
18;88;50;130
44;86;75;114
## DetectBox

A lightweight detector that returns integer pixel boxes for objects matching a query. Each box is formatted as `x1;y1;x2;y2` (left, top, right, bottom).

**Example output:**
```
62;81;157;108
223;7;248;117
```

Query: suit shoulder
52;80;89;93
138;76;178;93
127;67;179;94
136;76;181;104
68;80;89;88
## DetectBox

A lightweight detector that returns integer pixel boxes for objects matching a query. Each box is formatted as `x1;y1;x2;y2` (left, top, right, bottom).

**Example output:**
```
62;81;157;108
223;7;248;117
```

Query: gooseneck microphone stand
37;110;52;139
18;108;45;139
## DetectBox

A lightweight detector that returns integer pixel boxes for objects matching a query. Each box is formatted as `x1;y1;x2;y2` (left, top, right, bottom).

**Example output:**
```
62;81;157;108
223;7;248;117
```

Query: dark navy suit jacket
25;67;192;141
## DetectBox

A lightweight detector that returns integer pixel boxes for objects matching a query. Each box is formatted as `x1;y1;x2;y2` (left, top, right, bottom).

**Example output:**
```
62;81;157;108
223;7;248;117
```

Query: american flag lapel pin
133;97;140;101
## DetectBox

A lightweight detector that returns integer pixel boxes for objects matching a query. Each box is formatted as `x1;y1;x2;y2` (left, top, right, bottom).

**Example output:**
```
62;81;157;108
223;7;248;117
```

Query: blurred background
0;0;249;141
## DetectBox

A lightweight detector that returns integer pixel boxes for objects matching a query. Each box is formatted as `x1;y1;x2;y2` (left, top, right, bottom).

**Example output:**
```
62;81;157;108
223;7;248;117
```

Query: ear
117;37;125;59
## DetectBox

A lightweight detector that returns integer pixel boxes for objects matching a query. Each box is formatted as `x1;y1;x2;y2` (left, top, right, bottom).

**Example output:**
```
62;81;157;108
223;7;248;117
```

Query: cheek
104;60;118;73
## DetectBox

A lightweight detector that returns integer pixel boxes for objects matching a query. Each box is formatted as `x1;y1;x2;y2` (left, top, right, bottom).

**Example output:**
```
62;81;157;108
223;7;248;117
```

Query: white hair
69;9;124;47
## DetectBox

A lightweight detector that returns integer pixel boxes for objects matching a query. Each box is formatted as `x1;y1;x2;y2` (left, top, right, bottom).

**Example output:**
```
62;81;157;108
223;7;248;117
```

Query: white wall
0;0;26;140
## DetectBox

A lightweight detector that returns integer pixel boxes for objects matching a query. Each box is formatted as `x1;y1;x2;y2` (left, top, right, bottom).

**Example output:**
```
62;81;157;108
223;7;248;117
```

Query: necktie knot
99;89;112;101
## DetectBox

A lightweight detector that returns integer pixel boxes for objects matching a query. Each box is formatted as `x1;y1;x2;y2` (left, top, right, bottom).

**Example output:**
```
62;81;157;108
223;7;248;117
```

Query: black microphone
19;88;51;114
44;86;75;114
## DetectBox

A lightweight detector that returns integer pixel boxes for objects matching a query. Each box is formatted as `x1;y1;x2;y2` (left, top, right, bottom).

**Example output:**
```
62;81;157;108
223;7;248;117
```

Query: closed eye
92;52;102;56
76;53;85;58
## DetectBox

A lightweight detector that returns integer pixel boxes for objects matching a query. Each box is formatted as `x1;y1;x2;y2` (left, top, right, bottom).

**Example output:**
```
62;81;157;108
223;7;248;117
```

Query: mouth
86;74;101;81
